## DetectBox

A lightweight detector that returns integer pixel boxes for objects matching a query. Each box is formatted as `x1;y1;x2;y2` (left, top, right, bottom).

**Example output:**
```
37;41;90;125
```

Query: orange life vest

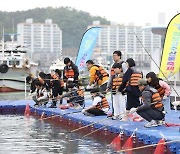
77;89;84;97
51;74;64;87
144;89;163;109
128;72;142;86
64;68;75;78
110;67;115;76
112;76;123;91
94;65;109;82
157;86;165;98
95;95;109;110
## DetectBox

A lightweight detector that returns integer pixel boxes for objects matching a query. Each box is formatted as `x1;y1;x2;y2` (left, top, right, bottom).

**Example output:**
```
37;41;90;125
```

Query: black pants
126;93;140;110
87;108;106;116
52;87;63;105
100;82;107;95
137;108;165;122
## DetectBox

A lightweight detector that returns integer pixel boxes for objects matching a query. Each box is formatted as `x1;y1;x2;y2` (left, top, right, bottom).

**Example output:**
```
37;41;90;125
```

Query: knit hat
126;58;135;67
138;79;147;86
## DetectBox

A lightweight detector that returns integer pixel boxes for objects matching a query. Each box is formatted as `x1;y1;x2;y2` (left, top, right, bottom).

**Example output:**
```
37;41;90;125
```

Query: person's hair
64;57;71;64
112;63;122;69
39;72;46;79
146;72;159;87
86;60;94;65
67;82;75;88
55;69;61;77
113;50;122;58
35;80;43;87
26;75;32;83
126;58;135;67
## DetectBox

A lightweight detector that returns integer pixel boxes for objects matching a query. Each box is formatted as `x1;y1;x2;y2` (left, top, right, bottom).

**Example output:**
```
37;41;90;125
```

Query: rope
118;139;180;153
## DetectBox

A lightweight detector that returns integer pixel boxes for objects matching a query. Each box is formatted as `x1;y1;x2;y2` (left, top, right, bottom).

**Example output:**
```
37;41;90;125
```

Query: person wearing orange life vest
86;60;109;95
59;82;84;109
82;88;110;116
106;50;128;117
146;72;171;113
118;58;142;111
49;69;64;108
32;81;49;106
63;57;79;87
106;63;126;120
129;79;165;128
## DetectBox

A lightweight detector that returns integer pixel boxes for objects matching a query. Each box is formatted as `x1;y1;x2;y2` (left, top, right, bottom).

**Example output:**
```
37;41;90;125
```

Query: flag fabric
154;139;165;154
159;13;180;79
75;27;101;71
110;135;122;151
122;136;133;154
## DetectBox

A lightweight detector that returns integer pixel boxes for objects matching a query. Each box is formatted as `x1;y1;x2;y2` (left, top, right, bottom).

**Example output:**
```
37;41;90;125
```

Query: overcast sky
1;0;180;26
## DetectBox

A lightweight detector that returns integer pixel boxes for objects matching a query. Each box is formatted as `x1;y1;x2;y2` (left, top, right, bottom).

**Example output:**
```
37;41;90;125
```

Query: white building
88;21;162;69
17;19;62;67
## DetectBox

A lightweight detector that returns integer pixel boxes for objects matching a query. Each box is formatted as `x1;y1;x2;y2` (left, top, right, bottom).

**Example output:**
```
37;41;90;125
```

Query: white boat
49;58;65;74
0;37;38;92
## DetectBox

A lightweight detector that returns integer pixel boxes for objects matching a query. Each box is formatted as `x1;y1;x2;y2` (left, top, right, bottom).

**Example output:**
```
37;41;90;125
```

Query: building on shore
88;21;162;71
17;18;62;68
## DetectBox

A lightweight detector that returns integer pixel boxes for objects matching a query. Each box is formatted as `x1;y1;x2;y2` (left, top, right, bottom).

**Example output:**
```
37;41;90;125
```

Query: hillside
0;7;110;48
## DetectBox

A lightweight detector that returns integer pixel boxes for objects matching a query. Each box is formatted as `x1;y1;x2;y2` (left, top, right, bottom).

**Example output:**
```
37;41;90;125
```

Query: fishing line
134;32;180;97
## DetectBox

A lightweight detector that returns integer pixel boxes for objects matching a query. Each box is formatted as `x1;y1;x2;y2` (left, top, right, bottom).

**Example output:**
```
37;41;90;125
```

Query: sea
0;92;114;154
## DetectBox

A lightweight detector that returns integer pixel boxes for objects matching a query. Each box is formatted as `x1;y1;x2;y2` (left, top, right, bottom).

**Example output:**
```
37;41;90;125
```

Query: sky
1;0;180;26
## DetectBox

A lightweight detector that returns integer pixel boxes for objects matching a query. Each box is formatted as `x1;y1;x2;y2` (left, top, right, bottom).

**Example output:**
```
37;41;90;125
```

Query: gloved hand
129;108;137;114
163;95;168;100
37;98;41;101
68;78;74;81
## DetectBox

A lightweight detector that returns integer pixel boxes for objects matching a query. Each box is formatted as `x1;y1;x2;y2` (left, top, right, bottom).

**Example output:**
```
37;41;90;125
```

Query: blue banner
75;27;101;71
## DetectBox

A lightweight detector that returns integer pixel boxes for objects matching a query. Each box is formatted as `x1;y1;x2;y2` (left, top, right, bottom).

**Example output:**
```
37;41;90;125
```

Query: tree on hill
0;7;110;49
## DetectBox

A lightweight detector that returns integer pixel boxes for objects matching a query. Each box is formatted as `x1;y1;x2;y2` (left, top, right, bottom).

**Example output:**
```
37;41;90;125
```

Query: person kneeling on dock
129;79;165;128
32;81;49;106
82;88;110;116
59;82;84;109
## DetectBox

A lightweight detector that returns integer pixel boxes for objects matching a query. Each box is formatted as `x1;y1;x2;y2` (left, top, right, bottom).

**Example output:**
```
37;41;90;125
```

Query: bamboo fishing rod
134;32;180;97
81;119;132;139
39;110;83;120
69;112;126;133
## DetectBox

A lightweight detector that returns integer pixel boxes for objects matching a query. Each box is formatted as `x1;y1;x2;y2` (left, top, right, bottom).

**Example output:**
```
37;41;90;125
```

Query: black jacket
63;61;79;83
118;67;141;97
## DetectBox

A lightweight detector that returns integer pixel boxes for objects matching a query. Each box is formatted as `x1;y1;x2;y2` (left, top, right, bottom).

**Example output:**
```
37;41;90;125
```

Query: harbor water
0;92;115;154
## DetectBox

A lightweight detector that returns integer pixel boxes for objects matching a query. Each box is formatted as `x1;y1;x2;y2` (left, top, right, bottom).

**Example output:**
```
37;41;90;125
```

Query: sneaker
157;120;165;126
112;116;117;120
49;105;57;108
112;115;122;120
144;120;158;128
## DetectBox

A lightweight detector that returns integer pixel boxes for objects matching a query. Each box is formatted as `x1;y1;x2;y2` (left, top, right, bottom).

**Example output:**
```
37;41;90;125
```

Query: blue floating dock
0;99;179;153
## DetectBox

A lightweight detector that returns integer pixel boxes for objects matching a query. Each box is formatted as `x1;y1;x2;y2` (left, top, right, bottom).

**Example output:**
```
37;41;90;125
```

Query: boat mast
2;27;4;58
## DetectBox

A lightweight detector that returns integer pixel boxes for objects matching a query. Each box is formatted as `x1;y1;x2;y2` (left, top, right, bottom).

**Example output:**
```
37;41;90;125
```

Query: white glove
68;78;74;81
37;98;41;101
86;85;94;90
163;96;168;100
129;108;137;114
